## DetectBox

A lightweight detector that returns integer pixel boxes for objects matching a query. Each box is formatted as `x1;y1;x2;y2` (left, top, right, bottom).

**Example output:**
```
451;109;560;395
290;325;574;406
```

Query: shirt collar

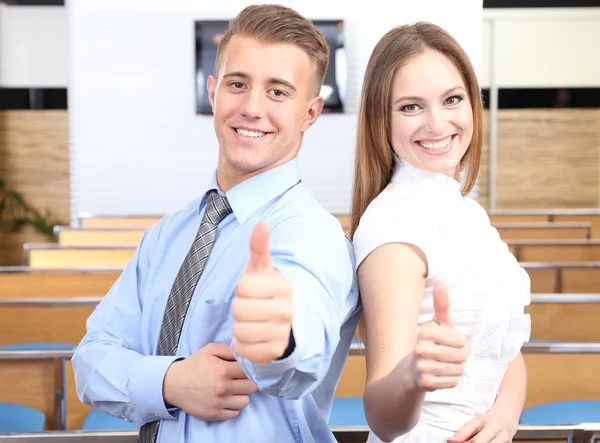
202;157;301;224
391;154;462;191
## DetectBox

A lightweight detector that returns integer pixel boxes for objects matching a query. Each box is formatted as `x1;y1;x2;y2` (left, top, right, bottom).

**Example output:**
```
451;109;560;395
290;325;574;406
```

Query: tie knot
204;191;232;225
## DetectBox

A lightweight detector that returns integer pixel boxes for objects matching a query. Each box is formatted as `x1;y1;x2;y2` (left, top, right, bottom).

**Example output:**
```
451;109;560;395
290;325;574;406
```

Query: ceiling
0;0;597;7
0;0;64;5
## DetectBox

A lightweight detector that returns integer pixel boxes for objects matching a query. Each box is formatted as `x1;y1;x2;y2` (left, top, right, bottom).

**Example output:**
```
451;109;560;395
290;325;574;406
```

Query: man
72;4;361;443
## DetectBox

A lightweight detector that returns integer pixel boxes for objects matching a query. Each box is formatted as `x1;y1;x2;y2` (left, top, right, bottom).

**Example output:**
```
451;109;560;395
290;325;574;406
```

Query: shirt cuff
277;328;296;360
237;345;301;384
235;323;304;389
129;355;182;423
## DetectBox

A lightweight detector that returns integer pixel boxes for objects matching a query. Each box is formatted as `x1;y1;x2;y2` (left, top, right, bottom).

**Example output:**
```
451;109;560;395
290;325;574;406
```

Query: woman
351;22;530;443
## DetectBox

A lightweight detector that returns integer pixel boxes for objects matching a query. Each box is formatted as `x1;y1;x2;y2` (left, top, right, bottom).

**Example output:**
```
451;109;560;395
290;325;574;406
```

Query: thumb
433;282;453;327
446;416;483;443
204;343;236;361
246;221;272;273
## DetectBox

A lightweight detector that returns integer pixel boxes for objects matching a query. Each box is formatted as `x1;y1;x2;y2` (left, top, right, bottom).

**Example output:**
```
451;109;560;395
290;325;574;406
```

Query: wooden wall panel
478;109;600;210
477;109;491;209
0;111;70;265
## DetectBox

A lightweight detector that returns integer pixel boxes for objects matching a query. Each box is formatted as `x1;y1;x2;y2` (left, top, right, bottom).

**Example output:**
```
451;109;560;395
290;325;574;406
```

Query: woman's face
389;48;473;178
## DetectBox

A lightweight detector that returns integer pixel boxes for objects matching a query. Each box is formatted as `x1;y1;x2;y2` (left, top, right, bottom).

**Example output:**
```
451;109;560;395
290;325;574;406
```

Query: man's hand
163;343;257;420
232;221;294;365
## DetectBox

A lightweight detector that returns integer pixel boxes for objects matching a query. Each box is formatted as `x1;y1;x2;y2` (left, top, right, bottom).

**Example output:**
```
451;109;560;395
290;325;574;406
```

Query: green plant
0;179;66;238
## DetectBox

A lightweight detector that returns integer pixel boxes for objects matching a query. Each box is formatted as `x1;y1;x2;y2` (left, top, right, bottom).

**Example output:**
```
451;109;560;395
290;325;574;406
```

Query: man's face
207;34;324;190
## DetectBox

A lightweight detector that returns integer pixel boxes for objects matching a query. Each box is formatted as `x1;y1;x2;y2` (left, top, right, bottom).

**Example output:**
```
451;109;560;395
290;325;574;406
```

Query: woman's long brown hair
350;22;484;341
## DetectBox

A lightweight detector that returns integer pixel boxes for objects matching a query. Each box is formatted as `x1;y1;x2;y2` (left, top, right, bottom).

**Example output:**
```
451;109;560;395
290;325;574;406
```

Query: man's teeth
419;136;453;151
236;128;266;138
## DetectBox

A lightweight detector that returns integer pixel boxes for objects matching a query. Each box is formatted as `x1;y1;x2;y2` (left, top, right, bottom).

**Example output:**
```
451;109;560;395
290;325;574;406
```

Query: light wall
64;0;483;221
3;3;599;219
479;8;600;88
0;5;68;87
4;5;599;90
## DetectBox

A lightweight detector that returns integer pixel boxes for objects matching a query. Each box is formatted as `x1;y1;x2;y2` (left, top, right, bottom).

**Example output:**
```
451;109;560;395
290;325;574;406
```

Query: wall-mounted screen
194;19;346;115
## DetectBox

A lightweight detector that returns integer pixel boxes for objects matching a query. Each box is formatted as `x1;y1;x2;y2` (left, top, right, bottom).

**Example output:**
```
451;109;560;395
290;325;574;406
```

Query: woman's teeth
418;136;453;151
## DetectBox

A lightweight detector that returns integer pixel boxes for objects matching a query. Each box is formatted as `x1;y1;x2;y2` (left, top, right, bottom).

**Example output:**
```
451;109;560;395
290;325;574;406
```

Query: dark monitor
194;19;346;115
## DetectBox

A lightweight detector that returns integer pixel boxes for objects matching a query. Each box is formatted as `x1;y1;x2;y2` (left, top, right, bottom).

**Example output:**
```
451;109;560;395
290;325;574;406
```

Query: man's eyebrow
265;77;297;92
222;71;297;92
222;71;249;80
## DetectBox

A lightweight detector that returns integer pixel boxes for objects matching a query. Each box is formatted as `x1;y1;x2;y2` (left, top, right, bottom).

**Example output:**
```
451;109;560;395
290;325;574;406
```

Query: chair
0;342;75;351
329;397;368;427
0;342;74;430
520;400;600;424
0;403;45;431
82;409;138;430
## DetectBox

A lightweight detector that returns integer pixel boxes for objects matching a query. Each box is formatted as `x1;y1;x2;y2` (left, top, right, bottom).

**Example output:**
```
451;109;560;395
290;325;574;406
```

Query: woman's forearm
363;354;426;443
490;352;527;435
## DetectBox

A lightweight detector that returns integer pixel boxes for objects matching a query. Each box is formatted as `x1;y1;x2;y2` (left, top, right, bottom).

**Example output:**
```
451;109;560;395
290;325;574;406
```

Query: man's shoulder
265;192;357;290
269;192;347;241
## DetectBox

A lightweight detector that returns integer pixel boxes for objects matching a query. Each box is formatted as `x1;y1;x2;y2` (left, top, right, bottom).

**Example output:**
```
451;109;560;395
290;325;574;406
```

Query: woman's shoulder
352;188;443;267
361;185;433;221
462;197;492;224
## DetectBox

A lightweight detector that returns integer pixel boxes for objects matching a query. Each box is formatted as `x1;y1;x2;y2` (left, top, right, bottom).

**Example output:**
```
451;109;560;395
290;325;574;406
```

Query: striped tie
138;190;232;442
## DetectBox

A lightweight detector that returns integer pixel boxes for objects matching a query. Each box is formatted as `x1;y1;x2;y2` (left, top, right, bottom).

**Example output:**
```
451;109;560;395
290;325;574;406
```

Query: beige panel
525;267;600;293
27;248;136;268
562;268;600;293
527;302;600;342
515;440;568;443
526;268;560;293
489;214;549;224
524;353;600;408
514;244;600;262
0;111;70;265
554;214;600;238
337;353;600;412
496;225;590;240
0;270;120;298
58;229;145;246
80;217;161;229
0;359;59;430
336;355;365;398
335;214;350;226
0;305;94;347
66;361;93;430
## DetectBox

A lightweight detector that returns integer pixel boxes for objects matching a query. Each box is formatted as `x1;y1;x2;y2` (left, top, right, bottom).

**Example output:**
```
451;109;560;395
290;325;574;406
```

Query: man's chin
230;158;271;174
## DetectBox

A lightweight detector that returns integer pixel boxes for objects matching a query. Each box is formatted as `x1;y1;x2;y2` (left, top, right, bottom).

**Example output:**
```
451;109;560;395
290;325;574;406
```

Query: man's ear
207;75;218;113
302;95;324;132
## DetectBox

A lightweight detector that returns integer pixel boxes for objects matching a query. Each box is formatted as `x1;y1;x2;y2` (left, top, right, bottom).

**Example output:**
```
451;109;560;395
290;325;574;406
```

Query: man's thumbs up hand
245;220;273;274
232;222;294;365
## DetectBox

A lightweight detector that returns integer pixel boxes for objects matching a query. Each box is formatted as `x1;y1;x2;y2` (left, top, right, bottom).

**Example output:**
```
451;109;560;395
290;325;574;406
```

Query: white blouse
353;157;531;434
